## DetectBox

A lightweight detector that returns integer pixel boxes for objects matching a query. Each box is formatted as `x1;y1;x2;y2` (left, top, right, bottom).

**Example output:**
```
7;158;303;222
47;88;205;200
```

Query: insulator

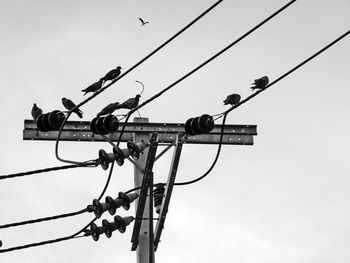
153;184;165;214
102;219;117;238
98;149;116;170
90;223;105;241
90;115;119;135
127;141;150;160
113;146;131;166
105;192;139;215
92;199;110;218
184;114;214;135
114;215;134;233
36;110;65;132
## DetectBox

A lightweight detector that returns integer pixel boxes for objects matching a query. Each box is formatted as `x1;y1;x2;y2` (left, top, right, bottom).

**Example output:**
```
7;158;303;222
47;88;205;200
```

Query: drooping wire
55;0;224;165
175;113;228;186
0;160;99;181
175;30;350;185
96;160;115;201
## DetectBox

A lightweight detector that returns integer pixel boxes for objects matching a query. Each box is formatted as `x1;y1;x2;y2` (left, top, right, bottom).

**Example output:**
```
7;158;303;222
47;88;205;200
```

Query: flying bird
100;66;122;83
31;103;43;121
61;97;83;119
251;76;269;91
115;94;141;110
139;17;149;26
97;102;120;117
223;93;241;106
82;79;103;96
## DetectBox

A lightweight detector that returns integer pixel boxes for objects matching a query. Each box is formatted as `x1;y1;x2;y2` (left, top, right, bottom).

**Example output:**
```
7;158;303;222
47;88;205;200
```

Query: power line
114;0;298;154
0;160;99;181
0;218;96;254
127;0;298;117
54;0;224;165
0;208;87;230
217;29;350;118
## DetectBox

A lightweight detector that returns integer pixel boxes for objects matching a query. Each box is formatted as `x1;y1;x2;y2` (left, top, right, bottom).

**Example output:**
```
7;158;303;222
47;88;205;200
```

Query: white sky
0;0;349;262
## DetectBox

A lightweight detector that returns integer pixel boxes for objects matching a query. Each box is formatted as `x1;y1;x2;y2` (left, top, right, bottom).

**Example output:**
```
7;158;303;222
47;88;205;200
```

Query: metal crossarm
23;120;257;145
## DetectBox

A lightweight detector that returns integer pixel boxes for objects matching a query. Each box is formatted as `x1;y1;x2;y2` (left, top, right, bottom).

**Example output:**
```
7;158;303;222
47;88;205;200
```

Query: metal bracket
131;133;158;251
154;134;183;250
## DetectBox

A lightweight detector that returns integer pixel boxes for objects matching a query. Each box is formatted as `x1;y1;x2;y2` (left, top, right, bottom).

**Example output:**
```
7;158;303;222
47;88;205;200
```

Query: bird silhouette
100;66;122;83
31;103;43;121
115;94;141;110
251;76;269;91
97;102;120;117
82;79;103;96
62;98;83;119
139;18;149;26
223;93;241;106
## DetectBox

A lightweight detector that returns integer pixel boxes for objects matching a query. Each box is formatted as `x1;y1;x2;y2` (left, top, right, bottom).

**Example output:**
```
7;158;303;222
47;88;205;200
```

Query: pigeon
100;66;122;83
82;79;103;96
139;17;149;26
31;103;43;121
251;76;269;91
61;97;83;119
115;94;141;110
97;102;120;117
223;93;241;106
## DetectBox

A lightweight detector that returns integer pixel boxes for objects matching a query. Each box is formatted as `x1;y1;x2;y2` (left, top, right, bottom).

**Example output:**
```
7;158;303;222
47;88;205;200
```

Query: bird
251;76;269;91
97;102;120;117
61;97;83;119
139;17;149;26
82;79;103;96
31;103;43;121
223;93;241;106
115;94;141;110
100;66;122;83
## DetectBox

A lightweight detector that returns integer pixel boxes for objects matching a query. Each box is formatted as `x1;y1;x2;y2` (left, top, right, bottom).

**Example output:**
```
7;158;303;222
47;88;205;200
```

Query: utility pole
23;116;257;263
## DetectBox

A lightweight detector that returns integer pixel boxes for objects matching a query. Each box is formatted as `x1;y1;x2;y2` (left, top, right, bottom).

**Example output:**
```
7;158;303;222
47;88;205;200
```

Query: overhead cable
0;160;99;181
55;0;224;165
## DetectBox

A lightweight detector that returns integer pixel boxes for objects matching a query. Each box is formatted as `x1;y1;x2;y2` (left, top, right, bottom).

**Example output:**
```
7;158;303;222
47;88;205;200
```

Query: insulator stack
153;184;165;214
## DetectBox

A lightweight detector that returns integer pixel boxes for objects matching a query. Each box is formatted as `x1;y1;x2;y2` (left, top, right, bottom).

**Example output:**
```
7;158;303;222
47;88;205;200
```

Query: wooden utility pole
23;116;257;263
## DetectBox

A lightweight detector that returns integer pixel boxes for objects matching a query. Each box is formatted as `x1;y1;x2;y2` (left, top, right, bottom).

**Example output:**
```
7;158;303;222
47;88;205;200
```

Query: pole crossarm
154;135;183;251
23;120;257;145
131;133;158;251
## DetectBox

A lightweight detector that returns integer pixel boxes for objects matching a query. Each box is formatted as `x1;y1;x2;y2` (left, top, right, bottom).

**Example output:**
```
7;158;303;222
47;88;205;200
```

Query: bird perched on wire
251;76;269;91
82;79;103;96
115;94;142;117
96;102;120;117
223;93;241;106
31;103;43;121
115;94;141;110
62;97;83;119
139;17;149;26
100;66;122;83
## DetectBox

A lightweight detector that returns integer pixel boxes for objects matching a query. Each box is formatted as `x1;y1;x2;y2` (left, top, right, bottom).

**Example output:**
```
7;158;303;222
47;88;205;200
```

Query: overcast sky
0;0;349;262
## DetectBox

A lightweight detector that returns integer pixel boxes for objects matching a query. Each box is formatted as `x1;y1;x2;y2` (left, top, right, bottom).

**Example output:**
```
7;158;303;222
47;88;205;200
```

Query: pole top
133;117;149;123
